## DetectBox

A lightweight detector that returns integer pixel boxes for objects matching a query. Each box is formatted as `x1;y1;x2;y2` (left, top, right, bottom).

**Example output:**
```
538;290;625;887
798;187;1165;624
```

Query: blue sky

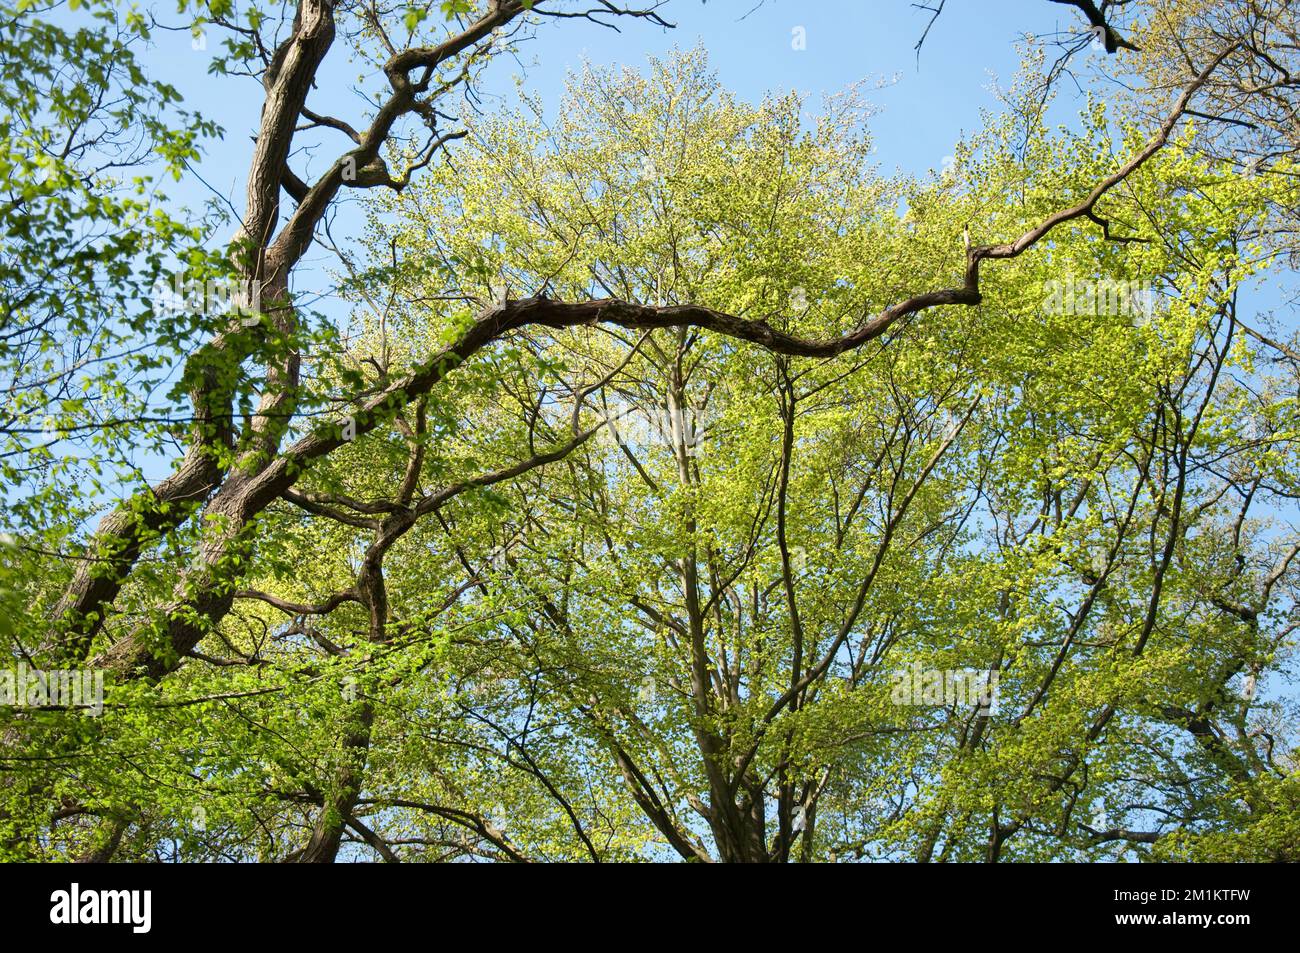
479;0;1061;173
152;0;1092;210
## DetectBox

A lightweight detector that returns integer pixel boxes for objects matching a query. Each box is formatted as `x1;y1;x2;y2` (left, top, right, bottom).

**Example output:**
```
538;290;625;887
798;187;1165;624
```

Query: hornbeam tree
1;0;1298;861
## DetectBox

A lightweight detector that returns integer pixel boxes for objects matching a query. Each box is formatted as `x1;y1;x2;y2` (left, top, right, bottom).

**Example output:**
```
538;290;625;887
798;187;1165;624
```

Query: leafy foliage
1;2;1298;863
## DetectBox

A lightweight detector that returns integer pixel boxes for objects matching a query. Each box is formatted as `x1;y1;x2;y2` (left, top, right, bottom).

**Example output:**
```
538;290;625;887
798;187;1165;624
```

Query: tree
1;0;1297;862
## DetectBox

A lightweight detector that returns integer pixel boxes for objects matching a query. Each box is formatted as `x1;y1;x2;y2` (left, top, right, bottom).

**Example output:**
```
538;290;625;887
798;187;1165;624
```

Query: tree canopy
1;0;1299;862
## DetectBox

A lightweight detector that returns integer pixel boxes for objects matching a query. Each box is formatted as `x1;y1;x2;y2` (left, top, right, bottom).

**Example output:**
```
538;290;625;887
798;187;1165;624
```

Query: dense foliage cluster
1;0;1298;861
